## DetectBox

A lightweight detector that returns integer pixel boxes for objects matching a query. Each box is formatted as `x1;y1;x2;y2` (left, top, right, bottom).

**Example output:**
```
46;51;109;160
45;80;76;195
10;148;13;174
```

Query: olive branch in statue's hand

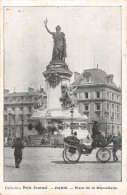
44;17;48;26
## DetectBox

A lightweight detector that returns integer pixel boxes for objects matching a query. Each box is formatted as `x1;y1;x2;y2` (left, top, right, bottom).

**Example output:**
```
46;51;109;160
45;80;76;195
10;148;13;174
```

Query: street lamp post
70;106;74;135
111;117;113;135
105;117;107;137
8;111;12;138
21;114;24;139
19;111;25;140
104;110;109;137
112;120;113;135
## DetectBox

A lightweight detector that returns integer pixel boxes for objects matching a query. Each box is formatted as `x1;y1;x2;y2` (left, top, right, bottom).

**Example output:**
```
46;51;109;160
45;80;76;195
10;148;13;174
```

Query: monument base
31;107;87;121
29;107;88;140
29;59;89;142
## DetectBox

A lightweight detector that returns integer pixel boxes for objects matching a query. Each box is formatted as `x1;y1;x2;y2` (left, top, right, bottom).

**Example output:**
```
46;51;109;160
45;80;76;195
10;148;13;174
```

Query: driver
79;121;105;154
91;121;105;148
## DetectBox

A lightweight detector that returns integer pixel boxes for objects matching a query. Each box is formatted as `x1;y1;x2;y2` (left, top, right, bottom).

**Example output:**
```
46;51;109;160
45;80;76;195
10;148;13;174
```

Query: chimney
97;64;98;69
4;89;9;95
74;72;80;81
28;87;34;93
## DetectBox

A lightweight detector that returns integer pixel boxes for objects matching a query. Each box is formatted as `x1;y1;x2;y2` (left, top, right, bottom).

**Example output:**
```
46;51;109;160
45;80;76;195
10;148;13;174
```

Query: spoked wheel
96;148;111;163
62;148;70;163
64;145;81;163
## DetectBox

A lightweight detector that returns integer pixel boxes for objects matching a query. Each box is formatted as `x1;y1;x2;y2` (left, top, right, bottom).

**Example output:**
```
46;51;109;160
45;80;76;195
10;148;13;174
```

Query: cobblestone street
4;147;121;182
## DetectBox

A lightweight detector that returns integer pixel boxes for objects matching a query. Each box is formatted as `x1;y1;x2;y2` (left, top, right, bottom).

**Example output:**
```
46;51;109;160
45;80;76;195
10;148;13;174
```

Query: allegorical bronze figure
44;18;67;62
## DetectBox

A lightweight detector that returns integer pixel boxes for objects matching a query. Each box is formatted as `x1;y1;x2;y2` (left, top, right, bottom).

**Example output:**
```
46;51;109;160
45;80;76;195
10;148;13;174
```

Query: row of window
4;126;24;137
4;114;31;123
76;91;100;100
81;103;101;111
107;91;120;101
106;113;120;122
4;106;33;113
75;91;120;101
80;102;120;113
79;102;120;122
107;125;120;132
4;96;37;103
82;110;120;122
107;103;120;112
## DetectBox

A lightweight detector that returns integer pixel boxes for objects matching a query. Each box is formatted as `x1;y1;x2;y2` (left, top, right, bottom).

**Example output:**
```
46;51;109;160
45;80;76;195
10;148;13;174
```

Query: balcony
4;101;34;105
95;110;101;112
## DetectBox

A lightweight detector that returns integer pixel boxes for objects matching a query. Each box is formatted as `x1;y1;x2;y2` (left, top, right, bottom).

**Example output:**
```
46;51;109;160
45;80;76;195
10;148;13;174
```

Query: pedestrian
12;137;24;168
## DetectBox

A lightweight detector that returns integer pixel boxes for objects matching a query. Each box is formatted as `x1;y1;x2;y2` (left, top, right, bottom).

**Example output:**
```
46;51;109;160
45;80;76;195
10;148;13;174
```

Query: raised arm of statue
45;25;54;35
44;18;54;35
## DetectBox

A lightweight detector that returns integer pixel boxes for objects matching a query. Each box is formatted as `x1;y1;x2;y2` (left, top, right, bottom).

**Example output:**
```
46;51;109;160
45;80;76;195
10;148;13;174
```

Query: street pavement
4;147;121;182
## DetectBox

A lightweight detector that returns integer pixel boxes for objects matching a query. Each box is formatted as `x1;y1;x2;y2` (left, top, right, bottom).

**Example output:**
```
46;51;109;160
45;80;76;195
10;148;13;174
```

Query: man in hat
12;137;24;168
91;121;105;147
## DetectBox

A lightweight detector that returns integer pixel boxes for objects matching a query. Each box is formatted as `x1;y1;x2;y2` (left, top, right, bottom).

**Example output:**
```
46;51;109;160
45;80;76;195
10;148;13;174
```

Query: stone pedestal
45;81;62;109
43;60;72;110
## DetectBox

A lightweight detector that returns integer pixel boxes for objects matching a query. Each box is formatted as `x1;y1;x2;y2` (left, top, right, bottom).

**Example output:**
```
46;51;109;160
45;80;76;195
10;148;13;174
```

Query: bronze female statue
44;18;67;62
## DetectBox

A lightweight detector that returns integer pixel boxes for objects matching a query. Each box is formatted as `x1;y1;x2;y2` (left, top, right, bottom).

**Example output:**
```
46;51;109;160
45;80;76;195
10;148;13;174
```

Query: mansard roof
72;68;119;89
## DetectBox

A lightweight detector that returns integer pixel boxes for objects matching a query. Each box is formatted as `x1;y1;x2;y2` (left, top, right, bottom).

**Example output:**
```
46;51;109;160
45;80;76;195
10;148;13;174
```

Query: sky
4;6;121;92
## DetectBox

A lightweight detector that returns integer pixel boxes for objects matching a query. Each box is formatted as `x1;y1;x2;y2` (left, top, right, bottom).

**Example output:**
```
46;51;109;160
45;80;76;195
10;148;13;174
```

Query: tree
35;121;47;135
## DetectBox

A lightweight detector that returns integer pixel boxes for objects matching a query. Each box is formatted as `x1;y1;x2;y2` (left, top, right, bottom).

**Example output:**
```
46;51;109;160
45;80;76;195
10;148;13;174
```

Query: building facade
4;87;46;139
72;68;121;136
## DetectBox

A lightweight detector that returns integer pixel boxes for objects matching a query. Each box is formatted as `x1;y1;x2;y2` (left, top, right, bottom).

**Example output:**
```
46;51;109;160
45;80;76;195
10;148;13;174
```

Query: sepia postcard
0;0;127;195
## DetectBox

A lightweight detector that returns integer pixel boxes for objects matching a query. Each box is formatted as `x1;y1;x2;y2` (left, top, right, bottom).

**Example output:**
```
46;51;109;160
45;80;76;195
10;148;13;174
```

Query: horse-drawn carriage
62;134;121;163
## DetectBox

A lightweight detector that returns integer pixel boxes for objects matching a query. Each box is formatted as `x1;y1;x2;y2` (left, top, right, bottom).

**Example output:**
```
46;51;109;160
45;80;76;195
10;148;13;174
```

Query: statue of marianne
44;18;67;62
